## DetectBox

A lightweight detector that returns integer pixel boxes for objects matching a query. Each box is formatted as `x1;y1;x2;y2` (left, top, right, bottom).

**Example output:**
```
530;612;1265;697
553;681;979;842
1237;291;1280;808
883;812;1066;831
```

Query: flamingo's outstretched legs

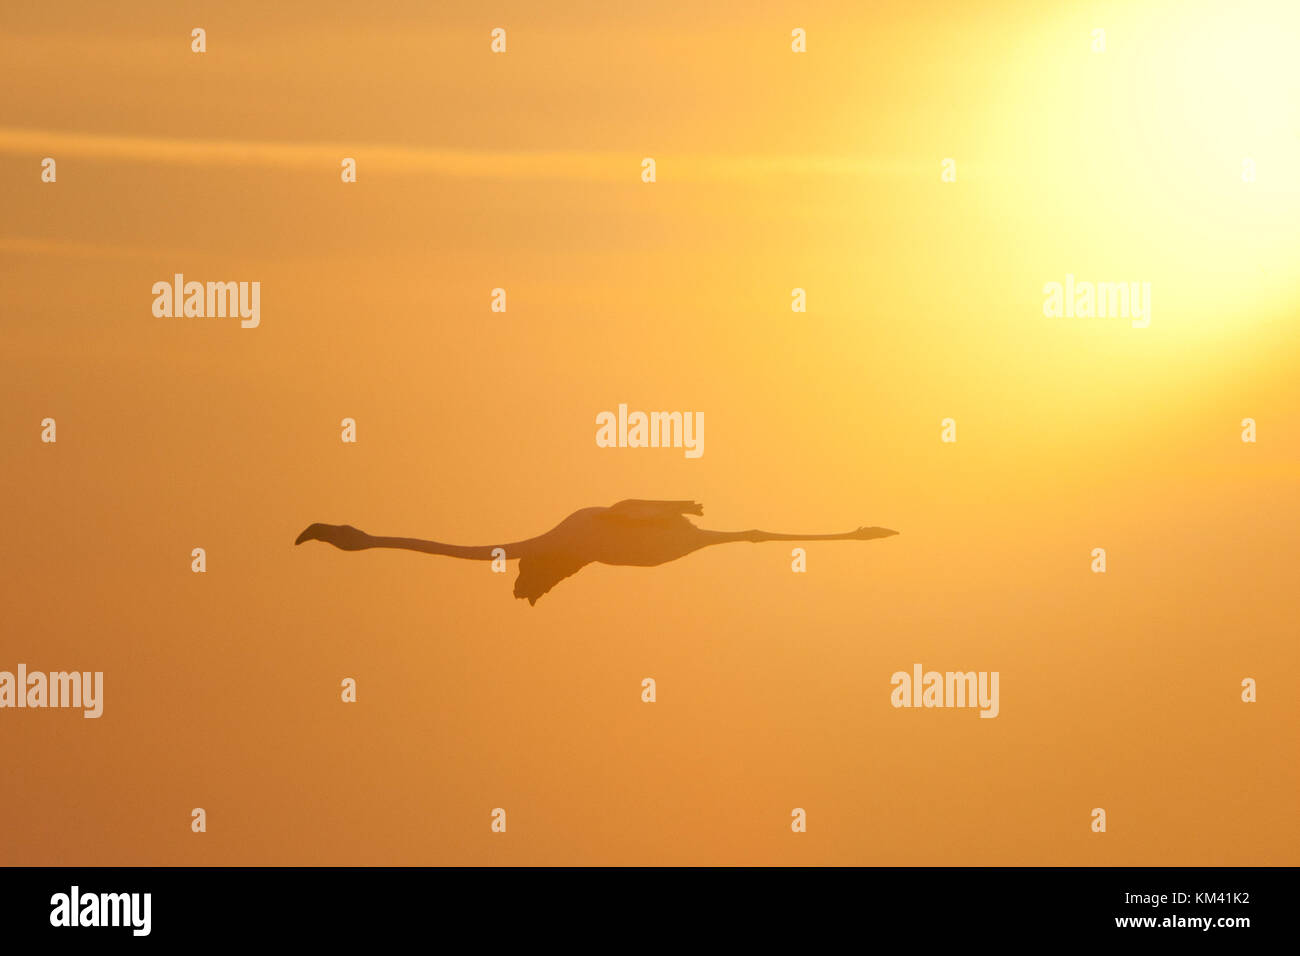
713;526;899;543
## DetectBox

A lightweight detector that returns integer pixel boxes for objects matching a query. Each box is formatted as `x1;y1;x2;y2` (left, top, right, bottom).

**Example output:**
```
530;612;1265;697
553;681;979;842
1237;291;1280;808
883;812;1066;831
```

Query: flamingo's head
295;523;370;550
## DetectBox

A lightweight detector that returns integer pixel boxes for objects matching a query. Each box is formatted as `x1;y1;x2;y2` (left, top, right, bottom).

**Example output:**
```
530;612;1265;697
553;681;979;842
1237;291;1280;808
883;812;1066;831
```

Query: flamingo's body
295;499;897;605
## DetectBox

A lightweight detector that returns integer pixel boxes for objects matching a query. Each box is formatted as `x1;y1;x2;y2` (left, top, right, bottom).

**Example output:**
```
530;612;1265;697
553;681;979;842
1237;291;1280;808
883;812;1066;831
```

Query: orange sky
1;0;1297;864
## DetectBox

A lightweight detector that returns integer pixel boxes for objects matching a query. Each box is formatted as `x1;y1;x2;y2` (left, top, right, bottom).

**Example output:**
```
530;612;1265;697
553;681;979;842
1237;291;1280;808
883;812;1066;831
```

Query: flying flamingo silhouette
296;500;897;604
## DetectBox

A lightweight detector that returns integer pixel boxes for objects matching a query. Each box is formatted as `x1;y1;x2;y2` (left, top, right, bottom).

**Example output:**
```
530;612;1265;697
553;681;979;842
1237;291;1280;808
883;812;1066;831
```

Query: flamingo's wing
607;499;704;520
514;552;591;605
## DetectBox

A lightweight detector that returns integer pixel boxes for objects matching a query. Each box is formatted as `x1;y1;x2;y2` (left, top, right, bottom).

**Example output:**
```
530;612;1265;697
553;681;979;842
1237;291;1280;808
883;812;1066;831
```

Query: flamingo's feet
853;526;899;539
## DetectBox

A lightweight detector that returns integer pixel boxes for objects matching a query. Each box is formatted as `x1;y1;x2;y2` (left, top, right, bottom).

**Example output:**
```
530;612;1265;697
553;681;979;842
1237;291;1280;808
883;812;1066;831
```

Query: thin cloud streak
0;127;913;182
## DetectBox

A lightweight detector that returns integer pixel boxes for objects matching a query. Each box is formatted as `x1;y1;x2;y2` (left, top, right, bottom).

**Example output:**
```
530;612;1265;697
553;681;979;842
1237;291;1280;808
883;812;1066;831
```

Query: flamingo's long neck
364;536;538;560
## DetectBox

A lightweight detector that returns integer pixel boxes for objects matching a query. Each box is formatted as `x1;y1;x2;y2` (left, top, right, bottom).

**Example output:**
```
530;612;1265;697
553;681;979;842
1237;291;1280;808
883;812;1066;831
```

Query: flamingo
295;499;898;605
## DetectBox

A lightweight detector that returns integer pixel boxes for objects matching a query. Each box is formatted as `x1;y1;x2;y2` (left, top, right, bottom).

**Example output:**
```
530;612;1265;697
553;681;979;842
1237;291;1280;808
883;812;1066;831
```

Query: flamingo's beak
295;524;325;545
